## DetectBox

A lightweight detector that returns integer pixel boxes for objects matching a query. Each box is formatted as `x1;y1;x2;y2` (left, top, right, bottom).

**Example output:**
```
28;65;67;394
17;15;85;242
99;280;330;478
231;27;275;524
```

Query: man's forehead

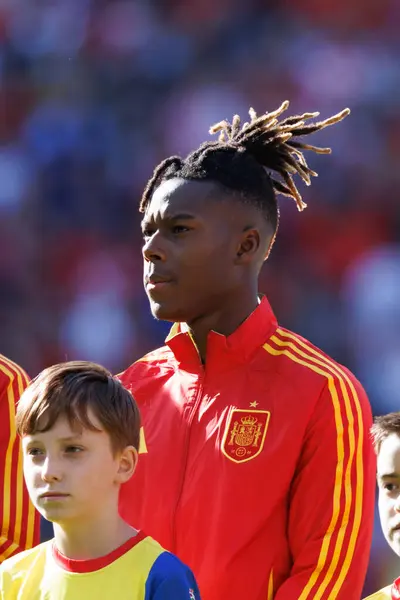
146;178;225;216
153;177;189;199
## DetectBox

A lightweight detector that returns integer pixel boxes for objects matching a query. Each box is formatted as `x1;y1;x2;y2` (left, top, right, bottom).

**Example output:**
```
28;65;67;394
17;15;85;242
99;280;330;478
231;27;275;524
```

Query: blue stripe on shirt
145;551;201;600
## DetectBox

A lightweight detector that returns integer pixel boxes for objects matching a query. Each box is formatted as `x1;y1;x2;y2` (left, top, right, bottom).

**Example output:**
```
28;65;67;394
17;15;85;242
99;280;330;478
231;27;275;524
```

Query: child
0;361;201;599
364;412;400;599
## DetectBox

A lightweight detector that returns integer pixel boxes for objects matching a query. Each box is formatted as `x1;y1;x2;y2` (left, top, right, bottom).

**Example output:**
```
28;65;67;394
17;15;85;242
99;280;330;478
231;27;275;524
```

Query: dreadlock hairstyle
140;100;350;235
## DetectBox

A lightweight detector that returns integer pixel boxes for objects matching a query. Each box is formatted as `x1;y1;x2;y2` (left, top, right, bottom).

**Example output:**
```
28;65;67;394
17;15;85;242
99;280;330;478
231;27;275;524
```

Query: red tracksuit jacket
119;297;376;600
0;355;40;562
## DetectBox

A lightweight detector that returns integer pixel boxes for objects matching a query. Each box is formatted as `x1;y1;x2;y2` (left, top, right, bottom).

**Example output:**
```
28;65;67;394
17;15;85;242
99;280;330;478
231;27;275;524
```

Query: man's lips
145;274;175;291
146;281;173;290
145;274;173;285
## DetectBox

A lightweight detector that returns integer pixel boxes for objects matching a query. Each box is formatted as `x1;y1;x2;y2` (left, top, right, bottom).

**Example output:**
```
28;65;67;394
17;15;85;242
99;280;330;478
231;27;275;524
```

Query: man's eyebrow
141;213;197;229
165;213;197;220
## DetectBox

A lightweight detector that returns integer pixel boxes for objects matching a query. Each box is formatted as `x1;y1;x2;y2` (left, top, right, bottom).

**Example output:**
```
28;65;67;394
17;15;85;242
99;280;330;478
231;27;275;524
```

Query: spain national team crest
222;409;270;464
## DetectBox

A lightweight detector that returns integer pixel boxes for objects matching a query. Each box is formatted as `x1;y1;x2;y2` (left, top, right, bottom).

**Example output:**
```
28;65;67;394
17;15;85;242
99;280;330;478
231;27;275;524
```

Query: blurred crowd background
0;0;399;594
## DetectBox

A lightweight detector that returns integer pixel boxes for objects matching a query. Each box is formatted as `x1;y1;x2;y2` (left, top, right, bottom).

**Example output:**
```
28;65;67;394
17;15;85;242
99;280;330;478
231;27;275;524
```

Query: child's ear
115;446;138;484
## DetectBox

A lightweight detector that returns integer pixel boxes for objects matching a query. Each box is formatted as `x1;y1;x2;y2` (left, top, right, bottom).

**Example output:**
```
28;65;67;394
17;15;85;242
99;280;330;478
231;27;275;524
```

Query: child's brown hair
371;412;400;455
16;361;141;454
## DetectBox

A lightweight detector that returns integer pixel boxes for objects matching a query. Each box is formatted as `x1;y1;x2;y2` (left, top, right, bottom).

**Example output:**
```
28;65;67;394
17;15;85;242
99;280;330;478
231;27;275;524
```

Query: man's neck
187;292;260;363
53;515;136;561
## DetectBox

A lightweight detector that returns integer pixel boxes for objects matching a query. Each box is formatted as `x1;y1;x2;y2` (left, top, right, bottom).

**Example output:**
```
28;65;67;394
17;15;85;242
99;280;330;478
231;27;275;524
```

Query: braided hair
140;101;350;234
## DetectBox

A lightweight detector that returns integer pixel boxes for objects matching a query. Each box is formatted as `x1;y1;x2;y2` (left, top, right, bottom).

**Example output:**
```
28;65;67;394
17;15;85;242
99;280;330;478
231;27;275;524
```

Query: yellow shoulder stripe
268;569;274;600
139;427;148;454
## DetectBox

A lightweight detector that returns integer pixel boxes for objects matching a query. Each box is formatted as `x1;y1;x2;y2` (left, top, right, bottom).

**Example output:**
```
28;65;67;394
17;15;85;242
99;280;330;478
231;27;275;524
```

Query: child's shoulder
143;538;200;597
138;536;189;572
0;540;51;573
149;547;191;576
363;585;393;599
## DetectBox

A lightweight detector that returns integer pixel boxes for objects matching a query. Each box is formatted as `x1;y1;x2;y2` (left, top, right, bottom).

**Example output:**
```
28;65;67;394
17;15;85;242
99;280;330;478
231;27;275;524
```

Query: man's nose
142;232;167;263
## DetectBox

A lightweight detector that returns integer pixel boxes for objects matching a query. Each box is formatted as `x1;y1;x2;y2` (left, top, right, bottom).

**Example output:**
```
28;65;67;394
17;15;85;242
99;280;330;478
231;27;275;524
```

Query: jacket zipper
171;371;204;552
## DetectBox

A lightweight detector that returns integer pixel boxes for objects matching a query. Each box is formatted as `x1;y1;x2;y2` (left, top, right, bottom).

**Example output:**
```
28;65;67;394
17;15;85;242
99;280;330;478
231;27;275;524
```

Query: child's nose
41;456;63;483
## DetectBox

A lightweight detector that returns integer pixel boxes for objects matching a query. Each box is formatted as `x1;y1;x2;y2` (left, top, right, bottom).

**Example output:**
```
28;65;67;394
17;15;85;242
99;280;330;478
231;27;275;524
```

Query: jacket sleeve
274;374;376;600
0;358;40;562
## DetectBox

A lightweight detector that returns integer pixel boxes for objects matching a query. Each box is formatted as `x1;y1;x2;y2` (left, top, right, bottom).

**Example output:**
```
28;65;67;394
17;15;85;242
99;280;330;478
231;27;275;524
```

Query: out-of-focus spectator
342;245;400;415
60;250;136;372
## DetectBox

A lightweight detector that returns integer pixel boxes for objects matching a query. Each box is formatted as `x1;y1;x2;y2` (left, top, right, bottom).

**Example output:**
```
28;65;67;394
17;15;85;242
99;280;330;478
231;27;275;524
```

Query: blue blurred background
0;0;399;595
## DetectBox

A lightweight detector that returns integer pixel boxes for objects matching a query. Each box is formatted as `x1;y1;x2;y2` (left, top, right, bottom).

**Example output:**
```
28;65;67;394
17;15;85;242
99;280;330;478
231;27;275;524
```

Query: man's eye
172;225;189;234
142;229;154;239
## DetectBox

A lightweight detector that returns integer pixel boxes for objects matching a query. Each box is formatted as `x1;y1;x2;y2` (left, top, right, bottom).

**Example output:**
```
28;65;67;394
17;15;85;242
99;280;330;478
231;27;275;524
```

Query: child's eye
27;448;43;457
384;483;398;492
65;446;84;454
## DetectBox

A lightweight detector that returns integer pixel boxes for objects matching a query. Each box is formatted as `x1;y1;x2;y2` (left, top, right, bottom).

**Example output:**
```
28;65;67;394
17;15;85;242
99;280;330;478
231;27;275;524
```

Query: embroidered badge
222;409;270;463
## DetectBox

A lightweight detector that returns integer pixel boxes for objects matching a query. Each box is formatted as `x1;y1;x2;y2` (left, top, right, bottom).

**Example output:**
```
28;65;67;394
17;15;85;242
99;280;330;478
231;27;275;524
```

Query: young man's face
377;432;400;557
22;412;135;526
141;177;258;324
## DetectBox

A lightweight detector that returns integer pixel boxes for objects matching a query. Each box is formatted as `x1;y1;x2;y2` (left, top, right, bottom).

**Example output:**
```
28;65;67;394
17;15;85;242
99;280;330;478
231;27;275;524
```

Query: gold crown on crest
241;415;258;426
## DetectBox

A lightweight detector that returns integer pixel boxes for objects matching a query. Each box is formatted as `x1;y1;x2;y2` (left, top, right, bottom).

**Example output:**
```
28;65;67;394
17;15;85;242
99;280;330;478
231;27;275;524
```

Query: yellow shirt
364;586;392;599
0;532;200;599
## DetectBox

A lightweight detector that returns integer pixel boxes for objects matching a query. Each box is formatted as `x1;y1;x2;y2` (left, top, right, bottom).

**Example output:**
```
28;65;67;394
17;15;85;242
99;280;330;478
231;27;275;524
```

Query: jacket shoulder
0;354;30;392
265;326;363;387
117;346;174;382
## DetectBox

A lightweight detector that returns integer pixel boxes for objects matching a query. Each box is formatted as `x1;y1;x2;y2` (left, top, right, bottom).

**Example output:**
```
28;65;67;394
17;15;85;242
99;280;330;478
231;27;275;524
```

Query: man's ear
235;228;261;264
115;446;138;485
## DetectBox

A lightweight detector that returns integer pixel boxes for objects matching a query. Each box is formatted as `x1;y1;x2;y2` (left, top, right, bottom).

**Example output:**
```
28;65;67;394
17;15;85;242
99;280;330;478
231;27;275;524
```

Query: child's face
377;432;400;557
22;411;136;526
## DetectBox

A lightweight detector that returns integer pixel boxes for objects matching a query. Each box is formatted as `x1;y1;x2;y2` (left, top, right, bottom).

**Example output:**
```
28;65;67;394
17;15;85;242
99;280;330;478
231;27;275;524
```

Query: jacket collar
165;296;278;371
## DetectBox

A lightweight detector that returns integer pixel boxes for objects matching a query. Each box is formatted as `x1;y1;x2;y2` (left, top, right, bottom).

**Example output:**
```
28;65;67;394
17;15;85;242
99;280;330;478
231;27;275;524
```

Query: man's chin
150;302;183;323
